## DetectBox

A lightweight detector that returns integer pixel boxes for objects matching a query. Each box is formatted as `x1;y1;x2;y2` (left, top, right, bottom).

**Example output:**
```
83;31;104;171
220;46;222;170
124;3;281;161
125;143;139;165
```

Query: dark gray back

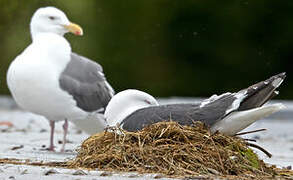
121;93;236;131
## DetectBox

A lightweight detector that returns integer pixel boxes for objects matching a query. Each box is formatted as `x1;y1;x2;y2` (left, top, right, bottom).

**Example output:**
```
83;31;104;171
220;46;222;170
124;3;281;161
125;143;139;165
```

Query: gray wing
121;93;237;132
121;72;286;132
59;53;114;112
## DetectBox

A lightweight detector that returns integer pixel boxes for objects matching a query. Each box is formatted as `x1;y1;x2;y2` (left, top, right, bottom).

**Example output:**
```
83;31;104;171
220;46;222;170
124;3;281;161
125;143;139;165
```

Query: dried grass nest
68;121;282;178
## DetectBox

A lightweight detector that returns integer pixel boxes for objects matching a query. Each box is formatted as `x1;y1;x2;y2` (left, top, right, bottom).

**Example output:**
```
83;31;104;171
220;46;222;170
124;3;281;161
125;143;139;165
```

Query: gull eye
49;16;55;20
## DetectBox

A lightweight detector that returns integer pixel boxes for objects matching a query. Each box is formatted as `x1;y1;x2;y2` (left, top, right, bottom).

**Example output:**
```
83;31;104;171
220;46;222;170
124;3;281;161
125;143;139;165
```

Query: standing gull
7;7;114;151
105;73;286;135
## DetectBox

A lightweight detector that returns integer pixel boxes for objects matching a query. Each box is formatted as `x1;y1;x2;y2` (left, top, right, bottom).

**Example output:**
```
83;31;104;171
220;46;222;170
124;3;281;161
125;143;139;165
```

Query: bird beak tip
64;22;83;36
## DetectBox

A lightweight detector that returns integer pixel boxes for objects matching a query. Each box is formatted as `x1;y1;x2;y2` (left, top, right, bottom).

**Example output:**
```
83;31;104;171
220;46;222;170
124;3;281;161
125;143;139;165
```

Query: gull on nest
104;73;286;136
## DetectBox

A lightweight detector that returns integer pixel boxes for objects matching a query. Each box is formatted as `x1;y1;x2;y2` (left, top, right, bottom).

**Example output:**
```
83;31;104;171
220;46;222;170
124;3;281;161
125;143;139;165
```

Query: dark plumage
121;73;285;132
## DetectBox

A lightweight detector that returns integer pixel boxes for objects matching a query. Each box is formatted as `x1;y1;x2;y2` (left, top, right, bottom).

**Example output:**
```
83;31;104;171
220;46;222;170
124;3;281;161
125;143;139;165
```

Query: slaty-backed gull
7;7;114;151
104;73;286;135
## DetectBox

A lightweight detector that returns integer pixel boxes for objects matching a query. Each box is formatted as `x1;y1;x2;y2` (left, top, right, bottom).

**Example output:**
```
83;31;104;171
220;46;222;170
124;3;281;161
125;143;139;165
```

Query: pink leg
61;119;68;152
48;120;55;151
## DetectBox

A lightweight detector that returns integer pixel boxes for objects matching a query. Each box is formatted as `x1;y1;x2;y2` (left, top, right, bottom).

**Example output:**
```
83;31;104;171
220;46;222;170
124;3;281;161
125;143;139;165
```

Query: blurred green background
0;0;292;98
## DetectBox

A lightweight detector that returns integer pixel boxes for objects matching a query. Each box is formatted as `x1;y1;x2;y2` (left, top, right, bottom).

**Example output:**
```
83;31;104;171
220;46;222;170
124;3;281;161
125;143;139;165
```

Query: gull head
30;7;83;38
105;89;159;126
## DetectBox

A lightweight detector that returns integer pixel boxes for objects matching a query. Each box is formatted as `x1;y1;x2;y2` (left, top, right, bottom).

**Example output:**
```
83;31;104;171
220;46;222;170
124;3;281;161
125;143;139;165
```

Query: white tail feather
210;103;285;135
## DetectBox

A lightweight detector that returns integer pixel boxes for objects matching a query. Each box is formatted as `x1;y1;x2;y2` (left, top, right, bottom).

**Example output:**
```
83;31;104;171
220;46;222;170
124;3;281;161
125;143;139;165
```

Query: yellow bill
64;22;83;36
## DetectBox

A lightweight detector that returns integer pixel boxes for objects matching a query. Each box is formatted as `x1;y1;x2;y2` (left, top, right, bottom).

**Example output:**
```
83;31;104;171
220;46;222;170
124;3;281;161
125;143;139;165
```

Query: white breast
7;33;87;121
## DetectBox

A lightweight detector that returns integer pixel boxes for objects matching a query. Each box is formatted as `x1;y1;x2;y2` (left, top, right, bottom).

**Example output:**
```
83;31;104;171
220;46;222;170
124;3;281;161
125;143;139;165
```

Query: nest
68;121;278;178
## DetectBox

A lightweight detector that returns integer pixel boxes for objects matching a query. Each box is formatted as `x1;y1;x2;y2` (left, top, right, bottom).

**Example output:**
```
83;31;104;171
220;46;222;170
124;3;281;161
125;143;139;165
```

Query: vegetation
68;121;288;178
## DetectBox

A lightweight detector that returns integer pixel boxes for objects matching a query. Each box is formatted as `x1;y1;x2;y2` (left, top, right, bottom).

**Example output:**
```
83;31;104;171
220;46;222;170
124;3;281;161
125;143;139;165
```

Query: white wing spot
272;78;283;88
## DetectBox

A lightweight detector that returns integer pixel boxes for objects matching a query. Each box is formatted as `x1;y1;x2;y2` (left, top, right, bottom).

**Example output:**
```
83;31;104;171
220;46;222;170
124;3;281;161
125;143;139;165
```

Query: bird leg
48;120;55;151
61;119;68;152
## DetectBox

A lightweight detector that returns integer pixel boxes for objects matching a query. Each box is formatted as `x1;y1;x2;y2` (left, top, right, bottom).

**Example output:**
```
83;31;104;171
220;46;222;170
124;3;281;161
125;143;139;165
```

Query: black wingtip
238;72;286;111
267;72;286;88
275;72;286;79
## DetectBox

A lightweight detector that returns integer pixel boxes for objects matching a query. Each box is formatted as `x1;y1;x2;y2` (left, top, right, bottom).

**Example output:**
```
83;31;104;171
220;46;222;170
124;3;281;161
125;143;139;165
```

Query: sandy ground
0;96;292;179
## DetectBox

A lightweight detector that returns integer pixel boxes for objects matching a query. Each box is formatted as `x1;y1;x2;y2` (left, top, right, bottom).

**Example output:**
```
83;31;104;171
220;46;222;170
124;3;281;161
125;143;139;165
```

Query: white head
105;89;159;126
30;7;83;39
